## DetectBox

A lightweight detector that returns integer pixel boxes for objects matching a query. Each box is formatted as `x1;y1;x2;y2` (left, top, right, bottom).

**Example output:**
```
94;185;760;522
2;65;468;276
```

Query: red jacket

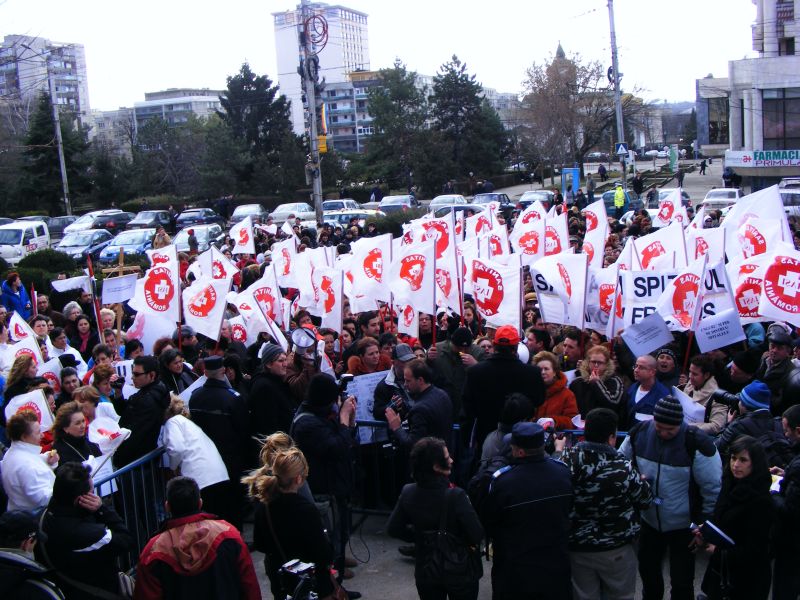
534;372;579;430
134;512;260;600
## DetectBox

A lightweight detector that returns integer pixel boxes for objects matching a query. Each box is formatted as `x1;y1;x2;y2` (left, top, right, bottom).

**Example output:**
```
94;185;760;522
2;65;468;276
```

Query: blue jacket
0;280;32;320
620;421;721;532
626;380;671;428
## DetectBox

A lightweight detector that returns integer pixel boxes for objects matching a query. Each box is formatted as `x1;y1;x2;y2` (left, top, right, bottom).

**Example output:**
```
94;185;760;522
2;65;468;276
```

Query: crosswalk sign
615;142;628;155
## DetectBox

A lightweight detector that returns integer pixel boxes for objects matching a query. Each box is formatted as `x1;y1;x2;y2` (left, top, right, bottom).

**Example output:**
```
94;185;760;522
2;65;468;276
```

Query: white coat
159;414;229;490
1;441;57;510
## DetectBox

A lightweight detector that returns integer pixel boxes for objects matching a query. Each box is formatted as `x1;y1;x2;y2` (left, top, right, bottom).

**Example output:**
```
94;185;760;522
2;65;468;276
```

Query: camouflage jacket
560;441;653;551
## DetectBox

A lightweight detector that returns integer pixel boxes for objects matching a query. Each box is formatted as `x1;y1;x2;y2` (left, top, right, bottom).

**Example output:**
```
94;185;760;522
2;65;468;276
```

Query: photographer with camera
373;343;416;422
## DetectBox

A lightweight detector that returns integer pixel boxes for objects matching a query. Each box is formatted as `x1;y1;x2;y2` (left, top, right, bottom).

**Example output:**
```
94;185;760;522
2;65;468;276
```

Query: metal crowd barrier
94;447;168;570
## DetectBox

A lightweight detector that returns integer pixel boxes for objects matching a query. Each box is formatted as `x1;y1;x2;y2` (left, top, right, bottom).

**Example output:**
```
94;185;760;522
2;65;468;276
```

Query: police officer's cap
503;422;545;449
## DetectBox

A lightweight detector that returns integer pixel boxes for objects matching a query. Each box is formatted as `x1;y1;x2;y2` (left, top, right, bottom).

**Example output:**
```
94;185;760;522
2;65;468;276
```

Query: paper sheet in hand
181;376;207;403
620;313;673;357
695;309;746;353
670;386;707;424
347;370;390;444
102;274;138;304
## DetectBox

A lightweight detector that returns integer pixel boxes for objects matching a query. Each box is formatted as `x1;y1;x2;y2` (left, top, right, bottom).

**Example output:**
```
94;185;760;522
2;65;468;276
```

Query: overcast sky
2;0;757;111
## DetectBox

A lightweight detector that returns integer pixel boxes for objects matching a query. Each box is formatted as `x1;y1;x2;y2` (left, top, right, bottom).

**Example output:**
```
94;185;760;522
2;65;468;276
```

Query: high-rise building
133;88;223;129
273;2;370;134
0;35;90;120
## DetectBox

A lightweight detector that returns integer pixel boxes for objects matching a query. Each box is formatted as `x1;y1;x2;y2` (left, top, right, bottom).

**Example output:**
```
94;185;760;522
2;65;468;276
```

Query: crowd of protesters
0;182;798;600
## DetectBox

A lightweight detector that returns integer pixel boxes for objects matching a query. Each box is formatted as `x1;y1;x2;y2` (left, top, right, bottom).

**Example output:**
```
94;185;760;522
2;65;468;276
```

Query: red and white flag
531;253;588;329
517;200;548;227
397;304;419;339
388;241;436;314
655;255;707;332
584;265;621;337
722;185;791;261
10;331;44;366
614;237;636;272
688;205;705;230
37;358;62;394
130;263;181;323
510;218;545;266
4;389;53;428
633;221;688;270
182;278;231;340
583;199;608;235
486;223;510;259
758;242;800;328
687;226;725;263
229;216;256;255
653;188;682;228
9;311;36;343
465;211;493;239
271;238;297;288
727;252;772;324
470;257;521;328
349;234;392;313
237;267;283;326
543;214;569;257
228;315;252;347
296;247;331;314
735;217;785;262
313;267;344;330
673;205;690;228
582;219;608;271
198;246;240;281
146;245;178;270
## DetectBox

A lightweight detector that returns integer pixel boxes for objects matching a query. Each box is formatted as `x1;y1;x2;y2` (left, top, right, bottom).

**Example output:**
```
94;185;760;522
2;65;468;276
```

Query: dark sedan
92;211;134;235
128;210;174;233
55;229;114;265
175;208;225;228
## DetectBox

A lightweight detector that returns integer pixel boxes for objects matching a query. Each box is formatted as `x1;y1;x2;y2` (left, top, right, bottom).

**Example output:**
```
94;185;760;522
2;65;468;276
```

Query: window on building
763;88;800;150
779;37;795;56
707;97;729;145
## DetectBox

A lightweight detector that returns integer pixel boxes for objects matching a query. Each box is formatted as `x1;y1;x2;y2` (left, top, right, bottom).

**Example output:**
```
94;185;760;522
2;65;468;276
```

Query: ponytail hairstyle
256;431;295;468
242;447;308;503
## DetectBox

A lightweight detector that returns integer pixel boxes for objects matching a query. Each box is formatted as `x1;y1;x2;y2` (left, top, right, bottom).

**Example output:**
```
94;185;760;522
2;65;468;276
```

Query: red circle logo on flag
695;237;709;259
764;255;800;314
641;241;666;269
143;267;175;313
188;284;217;318
582;242;595;263
735;273;762;319
280;248;292;276
739;224;767;259
399;254;426;291
544;226;561;255
401;231;414;246
403;305;415;327
599;283;615;314
238;301;253;312
254;287;276;319
15;401;42;422
321;276;335;313
238;227;250;247
232;323;247;343
518;231;540;255
422;222;449;259
489;235;503;257
474;215;491;235
658;202;674;223
585;211;598;232
13;323;28;339
521;211;541;225
471;261;505;316
455;217;463;236
436;268;452;298
212;259;227;279
672;273;700;327
150;252;170;265
363;248;383;281
42;371;61;393
558;263;572;297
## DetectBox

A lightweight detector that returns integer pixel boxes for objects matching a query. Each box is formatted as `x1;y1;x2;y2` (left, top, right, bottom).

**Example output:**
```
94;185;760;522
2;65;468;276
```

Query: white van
0;221;51;265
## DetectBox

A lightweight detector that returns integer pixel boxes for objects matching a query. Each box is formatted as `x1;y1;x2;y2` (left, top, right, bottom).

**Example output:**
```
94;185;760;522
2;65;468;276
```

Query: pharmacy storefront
725;150;800;190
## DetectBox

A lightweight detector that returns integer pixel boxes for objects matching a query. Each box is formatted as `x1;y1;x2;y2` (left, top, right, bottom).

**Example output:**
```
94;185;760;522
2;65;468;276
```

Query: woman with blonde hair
569;344;626;424
4;354;38;404
72;385;119;424
247;447;338;600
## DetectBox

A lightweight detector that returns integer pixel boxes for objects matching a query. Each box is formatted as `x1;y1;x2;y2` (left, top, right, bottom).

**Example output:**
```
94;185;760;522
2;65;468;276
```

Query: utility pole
299;0;324;224
48;68;72;216
607;0;628;197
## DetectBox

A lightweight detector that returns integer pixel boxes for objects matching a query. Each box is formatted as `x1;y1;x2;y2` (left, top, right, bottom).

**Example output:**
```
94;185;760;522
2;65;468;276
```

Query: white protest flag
271;238;297;288
688;205;705;230
614;237;636;272
531;253;588;329
735;217;785;262
700;260;739;317
510;218;546;266
470;257;521;328
653;188;682;228
516;200;548;227
671;386;708;424
10;334;44;367
423;216;460;313
654;255;707;332
421;218;454;263
238;267;284;326
465;211;493;239
313;267;344;330
349;234;392;312
673;205;690;228
583;199;608;234
454;211;465;240
9;311;36;342
146;245;178;270
758;241;800;327
584;265;619;333
228;315;251;347
197;246;240;281
633;221;688;270
543;213;570;257
396;304;419;339
457;235;480;295
486;222;511;258
229;216;256;255
4;389;52;429
582;220;608;271
687;226;725;263
37;358;62;394
182;278;230;340
296;247;331;315
727;252;772;323
129;263;181;324
722;185;791;261
51;275;91;293
125;312;176;356
387;240;436;314
546;204;558;219
621;269;680;330
88;416;131;455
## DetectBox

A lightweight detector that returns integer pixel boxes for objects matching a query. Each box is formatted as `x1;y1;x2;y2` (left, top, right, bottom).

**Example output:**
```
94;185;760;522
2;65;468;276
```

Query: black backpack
741;416;794;469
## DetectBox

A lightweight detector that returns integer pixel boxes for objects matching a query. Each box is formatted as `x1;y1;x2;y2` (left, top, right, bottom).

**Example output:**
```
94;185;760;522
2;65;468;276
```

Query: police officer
189;355;249;530
613;182;625;219
482;422;574;600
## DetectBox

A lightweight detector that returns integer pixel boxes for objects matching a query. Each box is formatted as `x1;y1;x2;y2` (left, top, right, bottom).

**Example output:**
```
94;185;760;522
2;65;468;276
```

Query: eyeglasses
131;371;147;378
588;360;607;366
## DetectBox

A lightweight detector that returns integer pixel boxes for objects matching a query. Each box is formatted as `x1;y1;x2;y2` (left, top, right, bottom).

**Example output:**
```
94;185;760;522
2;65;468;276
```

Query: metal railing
95;447;167;569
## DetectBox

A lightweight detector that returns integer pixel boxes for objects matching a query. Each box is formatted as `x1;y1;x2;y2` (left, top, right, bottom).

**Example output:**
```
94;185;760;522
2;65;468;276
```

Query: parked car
55;229;113;265
173;224;225;253
47;215;77;240
64;210;125;235
99;228;155;265
268;202;315;225
0;221;51;265
228;203;270;226
175;208;225;229
780;187;800;218
16;215;50;224
518;190;555;211
378;195;420;214
700;188;742;213
323;209;386;228
601;190;639;213
431;204;486;219
322;199;360;212
654;188;691;208
619;208;660;227
0;218;14;226
473;193;514;220
128;210;174;233
430;194;467;208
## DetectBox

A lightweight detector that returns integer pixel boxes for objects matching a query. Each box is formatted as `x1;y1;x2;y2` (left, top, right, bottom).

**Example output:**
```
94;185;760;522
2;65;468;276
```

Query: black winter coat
389;384;452;450
115;381;170;467
53;433;101;465
462;352;545;450
248;370;296;438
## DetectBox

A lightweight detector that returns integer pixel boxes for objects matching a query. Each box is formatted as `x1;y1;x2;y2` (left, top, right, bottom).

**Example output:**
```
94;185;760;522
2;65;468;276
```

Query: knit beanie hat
739;380;771;411
732;349;761;375
656;347;677;363
306;373;340;407
260;342;284;365
653;395;683;426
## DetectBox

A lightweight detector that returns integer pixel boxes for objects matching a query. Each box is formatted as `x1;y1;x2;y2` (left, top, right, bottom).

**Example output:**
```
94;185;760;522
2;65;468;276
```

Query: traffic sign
615;142;628;155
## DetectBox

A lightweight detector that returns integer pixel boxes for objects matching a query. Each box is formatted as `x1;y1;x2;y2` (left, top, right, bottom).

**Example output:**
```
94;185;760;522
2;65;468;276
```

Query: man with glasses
114;355;170;468
626;355;670;428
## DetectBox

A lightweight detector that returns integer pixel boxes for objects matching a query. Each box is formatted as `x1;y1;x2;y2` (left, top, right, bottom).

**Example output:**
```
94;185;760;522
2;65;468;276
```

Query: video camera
710;389;740;409
279;559;316;600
